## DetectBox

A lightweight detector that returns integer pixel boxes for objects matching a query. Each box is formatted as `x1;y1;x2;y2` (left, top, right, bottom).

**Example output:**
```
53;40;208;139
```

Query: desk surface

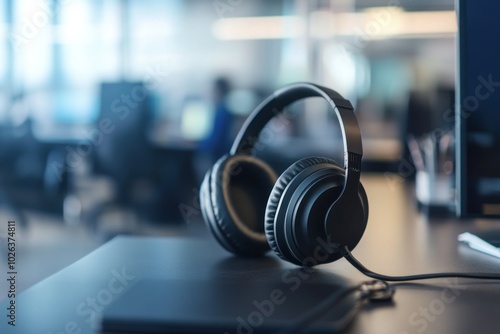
2;175;500;334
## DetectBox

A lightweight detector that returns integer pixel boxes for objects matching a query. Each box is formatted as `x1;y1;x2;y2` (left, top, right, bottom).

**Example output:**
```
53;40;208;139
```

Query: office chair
85;82;157;231
0;121;69;226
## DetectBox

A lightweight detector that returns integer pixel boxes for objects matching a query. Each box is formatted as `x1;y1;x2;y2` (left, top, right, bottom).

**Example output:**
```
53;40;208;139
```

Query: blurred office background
0;0;456;294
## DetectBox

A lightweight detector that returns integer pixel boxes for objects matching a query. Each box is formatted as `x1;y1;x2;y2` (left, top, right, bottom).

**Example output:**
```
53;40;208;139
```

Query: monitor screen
180;99;214;141
457;0;500;217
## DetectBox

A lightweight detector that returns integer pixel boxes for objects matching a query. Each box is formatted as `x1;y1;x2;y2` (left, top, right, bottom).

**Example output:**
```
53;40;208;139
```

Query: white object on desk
416;171;451;205
458;232;500;259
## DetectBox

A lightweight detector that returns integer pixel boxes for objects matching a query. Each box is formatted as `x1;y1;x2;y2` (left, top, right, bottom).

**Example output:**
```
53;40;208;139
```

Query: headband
230;82;363;196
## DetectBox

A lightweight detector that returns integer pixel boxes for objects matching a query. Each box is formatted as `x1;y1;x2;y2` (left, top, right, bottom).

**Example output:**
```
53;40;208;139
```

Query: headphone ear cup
200;154;277;257
265;156;368;265
265;157;340;264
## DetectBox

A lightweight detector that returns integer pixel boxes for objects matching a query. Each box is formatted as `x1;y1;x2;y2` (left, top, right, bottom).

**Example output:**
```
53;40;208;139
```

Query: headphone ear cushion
200;161;239;254
265;156;340;261
200;154;277;256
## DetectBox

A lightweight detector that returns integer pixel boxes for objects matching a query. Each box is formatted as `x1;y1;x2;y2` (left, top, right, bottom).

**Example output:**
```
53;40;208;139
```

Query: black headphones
200;82;368;266
200;82;500;332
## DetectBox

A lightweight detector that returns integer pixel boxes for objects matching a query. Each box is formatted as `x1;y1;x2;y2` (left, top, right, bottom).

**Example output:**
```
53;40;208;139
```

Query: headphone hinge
345;152;362;174
333;98;354;110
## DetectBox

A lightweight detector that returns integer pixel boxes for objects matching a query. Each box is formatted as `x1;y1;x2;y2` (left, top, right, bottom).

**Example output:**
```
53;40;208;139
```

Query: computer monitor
457;0;500;217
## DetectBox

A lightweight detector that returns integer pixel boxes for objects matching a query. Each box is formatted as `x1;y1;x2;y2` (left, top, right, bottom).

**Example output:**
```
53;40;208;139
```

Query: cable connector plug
359;280;395;302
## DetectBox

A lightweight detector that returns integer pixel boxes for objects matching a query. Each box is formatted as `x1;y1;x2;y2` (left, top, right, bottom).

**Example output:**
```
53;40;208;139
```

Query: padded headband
230;83;363;196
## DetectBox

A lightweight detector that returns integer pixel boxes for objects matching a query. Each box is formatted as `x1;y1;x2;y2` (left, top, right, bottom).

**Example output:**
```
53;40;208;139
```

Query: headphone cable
340;245;500;281
279;245;500;333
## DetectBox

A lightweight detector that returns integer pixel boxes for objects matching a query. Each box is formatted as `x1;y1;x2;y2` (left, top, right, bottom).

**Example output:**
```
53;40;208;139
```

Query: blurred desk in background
33;123;94;145
27;121;200;224
256;137;401;174
148;120;199;151
26;118;402;225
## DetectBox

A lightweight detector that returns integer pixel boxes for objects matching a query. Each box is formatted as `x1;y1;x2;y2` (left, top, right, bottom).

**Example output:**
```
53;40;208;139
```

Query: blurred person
199;77;236;163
